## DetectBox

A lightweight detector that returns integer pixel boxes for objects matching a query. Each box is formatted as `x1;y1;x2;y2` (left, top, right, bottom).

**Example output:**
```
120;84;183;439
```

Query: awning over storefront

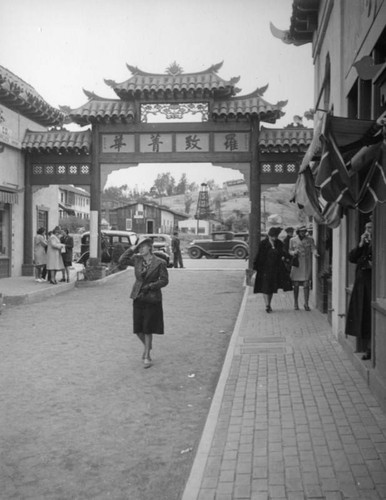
291;113;385;226
0;189;18;204
59;203;75;216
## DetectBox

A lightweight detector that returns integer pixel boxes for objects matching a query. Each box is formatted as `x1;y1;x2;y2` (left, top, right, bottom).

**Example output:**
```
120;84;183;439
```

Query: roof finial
166;62;183;76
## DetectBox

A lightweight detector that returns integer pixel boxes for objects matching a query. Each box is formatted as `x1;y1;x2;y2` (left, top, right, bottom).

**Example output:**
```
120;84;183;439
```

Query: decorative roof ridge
0;64;64;126
222;90;288;109
125;61;227;77
224;84;269;100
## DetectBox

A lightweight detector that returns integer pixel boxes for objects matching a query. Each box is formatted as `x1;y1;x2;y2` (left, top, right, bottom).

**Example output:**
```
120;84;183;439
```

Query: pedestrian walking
345;221;372;359
60;228;74;282
253;226;292;313
289;225;319;311
172;231;184;268
46;226;65;284
282;226;294;273
119;236;169;368
33;227;48;282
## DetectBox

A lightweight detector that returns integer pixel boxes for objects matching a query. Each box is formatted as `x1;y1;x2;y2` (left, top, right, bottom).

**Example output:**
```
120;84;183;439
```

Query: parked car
188;231;249;259
78;230;138;264
139;234;173;266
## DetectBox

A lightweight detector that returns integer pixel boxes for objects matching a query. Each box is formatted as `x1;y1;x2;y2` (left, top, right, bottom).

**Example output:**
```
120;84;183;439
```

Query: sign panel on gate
102;134;135;153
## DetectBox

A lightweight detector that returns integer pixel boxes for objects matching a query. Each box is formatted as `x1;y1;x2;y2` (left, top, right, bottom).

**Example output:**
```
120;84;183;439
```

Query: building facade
0;65;63;278
111;201;188;234
280;0;386;407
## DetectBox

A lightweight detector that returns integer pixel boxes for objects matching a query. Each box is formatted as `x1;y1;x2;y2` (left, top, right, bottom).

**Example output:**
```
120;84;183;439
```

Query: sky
0;0;314;191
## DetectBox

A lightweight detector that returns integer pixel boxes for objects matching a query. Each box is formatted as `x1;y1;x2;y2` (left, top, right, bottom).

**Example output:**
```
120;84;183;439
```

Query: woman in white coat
46;226;65;284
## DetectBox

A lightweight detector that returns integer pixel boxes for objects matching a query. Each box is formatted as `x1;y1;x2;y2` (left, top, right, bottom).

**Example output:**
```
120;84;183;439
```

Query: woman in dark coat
60;229;74;282
119;236;169;368
345;221;372;359
253;226;292;313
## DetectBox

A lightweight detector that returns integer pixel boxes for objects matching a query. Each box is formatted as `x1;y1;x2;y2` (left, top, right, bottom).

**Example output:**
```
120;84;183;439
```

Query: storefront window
0;203;10;257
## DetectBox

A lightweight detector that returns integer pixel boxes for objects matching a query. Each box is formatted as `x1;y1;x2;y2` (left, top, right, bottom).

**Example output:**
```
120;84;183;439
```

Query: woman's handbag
291;254;299;268
60;246;66;254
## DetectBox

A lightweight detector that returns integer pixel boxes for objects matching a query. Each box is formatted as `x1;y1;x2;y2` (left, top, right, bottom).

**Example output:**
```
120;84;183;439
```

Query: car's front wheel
234;246;247;259
189;247;202;259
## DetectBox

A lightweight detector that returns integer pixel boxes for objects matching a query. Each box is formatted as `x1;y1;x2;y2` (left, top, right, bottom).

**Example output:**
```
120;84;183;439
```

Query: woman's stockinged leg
143;334;153;368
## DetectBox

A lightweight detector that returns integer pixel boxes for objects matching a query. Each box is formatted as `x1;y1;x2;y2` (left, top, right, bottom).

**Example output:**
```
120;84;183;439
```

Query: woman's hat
267;226;282;237
133;236;153;252
296;225;307;234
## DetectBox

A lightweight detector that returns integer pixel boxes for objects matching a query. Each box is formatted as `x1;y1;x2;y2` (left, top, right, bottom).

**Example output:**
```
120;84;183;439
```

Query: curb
75;268;129;288
4;282;76;306
180;284;250;500
3;269;130;307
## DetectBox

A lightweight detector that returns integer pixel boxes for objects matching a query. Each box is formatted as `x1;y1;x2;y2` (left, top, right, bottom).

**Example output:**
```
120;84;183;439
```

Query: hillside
159;184;302;229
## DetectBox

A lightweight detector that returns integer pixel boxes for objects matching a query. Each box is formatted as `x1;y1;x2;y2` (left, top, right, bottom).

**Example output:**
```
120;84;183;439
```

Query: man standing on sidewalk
172;231;184;268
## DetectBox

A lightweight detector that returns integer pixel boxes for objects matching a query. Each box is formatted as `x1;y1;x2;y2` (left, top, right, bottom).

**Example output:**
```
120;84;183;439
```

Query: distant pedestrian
119;236;169;368
33;227;47;282
171;231;184;268
46;226;65;284
253;226;292;313
60;229;74;282
289;225;319;311
282;226;294;272
345;221;372;360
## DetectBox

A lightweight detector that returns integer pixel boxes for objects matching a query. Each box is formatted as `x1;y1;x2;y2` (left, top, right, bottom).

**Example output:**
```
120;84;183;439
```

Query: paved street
0;267;245;500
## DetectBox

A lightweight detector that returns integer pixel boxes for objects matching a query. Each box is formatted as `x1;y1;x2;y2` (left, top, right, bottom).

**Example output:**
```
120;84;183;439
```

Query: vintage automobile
78;230;138;264
138;233;173;266
78;230;170;267
188;231;249;259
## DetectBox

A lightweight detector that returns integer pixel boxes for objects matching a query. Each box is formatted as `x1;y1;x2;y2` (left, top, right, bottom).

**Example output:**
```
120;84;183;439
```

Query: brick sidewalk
182;289;386;500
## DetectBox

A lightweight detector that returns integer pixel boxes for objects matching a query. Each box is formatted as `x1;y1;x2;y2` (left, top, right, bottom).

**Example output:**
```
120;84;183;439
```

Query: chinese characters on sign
101;132;249;154
102;134;134;153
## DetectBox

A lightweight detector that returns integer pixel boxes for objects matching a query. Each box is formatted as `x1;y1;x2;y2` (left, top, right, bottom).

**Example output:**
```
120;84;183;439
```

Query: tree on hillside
176;173;188;195
224;210;249;232
103;185;131;201
184;192;193;214
152;172;176;197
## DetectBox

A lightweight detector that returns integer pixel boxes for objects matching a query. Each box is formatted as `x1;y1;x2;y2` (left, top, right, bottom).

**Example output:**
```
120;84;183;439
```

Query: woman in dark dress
119;236;169;368
345;221;372;360
253;226;292;313
60;228;74;282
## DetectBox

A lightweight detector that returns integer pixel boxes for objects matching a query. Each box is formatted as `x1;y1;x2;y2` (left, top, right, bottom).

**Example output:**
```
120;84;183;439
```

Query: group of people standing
33;226;74;284
253;225;318;312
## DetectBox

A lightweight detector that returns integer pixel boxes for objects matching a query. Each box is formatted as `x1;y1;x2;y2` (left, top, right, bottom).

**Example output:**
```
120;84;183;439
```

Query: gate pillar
249;118;261;268
89;127;101;265
22;155;35;276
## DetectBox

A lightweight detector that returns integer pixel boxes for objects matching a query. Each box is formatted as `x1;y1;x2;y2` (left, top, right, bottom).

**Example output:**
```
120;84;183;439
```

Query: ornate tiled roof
212;89;287;123
65;95;136;126
104;62;241;100
270;0;319;46
22;129;91;154
259;126;313;153
0;65;64;126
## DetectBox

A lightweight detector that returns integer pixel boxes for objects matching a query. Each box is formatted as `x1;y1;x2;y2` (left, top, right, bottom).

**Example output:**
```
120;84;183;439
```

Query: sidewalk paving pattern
183;289;386;500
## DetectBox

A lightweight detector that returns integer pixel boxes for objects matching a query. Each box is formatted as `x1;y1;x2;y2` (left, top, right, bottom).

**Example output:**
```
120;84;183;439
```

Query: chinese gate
22;62;311;273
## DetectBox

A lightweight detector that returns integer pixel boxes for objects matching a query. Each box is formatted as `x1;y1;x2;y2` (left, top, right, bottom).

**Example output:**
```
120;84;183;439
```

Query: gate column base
84;264;106;281
22;264;35;276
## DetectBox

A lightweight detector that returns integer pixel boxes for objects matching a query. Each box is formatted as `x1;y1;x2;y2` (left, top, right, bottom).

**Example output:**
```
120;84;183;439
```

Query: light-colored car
139;234;173;266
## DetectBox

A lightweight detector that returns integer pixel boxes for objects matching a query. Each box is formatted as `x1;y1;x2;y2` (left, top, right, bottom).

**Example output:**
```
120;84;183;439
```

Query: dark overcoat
345;243;372;346
253;238;292;294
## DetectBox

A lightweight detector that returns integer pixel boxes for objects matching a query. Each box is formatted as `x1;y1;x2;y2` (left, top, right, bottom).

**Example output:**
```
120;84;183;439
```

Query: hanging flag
315;129;356;208
353;140;386;213
291;167;324;223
